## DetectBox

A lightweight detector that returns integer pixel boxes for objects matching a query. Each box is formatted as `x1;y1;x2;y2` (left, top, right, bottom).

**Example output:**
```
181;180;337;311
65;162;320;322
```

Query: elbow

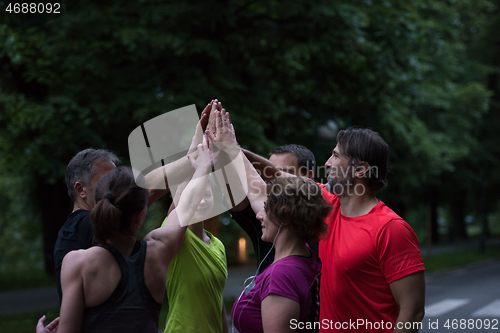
407;306;425;323
417;307;425;322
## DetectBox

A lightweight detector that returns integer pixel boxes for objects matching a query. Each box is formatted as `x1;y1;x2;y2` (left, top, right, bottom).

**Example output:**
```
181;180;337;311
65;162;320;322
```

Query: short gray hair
65;148;120;202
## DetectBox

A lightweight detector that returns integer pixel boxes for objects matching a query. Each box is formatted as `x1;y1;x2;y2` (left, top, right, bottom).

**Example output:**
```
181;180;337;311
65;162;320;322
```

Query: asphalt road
420;258;500;332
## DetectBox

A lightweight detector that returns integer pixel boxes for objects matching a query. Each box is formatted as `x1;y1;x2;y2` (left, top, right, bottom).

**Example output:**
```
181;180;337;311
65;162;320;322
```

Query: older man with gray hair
53;148;119;301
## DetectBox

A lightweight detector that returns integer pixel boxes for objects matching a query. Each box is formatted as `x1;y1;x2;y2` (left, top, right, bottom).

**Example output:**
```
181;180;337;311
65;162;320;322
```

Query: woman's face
256;201;281;243
193;185;214;220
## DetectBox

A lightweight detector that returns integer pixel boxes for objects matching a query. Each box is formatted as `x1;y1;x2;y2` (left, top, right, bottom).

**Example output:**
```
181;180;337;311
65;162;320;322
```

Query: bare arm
57;252;86;333
146;101;215;206
390;271;425;333
222;303;229;333
206;110;267;215
242;149;281;182
262;295;300;333
144;138;214;259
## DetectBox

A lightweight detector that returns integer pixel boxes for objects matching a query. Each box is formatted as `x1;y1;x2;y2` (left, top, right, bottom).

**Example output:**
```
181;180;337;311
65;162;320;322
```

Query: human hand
187;134;218;172
189;100;216;154
206;99;223;135
206;109;239;160
36;315;60;333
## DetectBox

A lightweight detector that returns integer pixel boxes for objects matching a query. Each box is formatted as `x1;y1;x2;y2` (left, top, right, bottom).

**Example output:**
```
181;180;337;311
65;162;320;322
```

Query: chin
260;232;273;243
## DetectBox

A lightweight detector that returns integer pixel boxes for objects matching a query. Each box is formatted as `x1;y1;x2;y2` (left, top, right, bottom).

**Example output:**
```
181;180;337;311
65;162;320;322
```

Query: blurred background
1;0;499;331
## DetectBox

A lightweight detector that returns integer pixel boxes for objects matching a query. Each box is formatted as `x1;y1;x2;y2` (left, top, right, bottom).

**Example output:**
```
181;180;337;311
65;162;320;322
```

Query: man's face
325;144;353;196
269;153;302;176
85;161;116;208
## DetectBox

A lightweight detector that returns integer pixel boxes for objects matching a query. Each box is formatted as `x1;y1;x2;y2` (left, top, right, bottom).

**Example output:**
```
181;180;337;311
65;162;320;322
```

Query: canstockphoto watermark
290;319;423;331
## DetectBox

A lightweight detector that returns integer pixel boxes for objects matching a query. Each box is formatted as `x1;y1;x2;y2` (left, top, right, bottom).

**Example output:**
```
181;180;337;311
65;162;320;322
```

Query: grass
0;267;55;293
0;307;59;333
423;245;500;273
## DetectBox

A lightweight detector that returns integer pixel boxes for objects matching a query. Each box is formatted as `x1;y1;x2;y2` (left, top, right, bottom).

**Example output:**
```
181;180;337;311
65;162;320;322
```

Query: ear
74;181;87;198
307;169;314;180
354;161;370;179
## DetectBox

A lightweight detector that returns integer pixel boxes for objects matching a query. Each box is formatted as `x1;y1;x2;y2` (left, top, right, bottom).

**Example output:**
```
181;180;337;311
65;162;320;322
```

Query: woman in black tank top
37;135;216;333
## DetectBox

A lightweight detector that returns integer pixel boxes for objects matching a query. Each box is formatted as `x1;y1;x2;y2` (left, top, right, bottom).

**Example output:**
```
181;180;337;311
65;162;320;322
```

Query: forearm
218;147;265;214
243;154;267;214
145;152;197;206
242;148;280;182
222;304;229;333
175;165;211;226
393;309;425;333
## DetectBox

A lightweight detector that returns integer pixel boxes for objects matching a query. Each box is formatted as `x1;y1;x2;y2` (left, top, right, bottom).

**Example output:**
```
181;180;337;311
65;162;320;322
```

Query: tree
0;0;495;273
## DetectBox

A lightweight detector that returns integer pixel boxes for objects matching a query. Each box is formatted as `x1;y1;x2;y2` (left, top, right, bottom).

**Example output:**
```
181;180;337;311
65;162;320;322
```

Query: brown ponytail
90;167;148;245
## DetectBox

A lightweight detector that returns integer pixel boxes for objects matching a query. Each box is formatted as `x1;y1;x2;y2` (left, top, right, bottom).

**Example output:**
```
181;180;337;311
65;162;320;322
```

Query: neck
339;187;379;217
106;233;137;257
188;221;211;245
273;228;309;262
73;200;91;212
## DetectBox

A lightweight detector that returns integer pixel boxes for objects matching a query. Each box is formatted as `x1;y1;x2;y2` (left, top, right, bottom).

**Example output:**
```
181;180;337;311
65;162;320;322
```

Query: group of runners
37;100;425;333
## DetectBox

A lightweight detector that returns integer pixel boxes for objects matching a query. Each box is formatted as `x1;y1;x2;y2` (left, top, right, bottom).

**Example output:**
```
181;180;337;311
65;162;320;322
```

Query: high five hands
206;104;240;162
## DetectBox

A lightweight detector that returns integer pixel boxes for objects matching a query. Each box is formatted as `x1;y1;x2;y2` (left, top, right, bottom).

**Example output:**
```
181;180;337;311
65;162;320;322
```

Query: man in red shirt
242;127;425;333
317;127;425;333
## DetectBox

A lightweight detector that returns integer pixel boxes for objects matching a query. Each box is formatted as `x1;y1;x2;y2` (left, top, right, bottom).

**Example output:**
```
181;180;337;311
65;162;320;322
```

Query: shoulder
317;183;338;205
260;257;316;302
62;247;111;277
264;256;318;285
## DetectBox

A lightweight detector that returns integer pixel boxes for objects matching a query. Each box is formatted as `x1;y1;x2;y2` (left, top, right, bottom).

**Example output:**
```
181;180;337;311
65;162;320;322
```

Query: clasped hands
188;99;240;173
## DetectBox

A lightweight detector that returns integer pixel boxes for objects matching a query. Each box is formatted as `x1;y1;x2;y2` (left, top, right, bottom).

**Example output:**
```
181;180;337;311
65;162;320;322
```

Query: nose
325;156;333;168
256;208;264;221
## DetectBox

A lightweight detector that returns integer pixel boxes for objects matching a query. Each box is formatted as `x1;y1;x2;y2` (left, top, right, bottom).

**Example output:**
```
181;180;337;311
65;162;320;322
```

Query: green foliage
0;0;499;269
423;246;500;273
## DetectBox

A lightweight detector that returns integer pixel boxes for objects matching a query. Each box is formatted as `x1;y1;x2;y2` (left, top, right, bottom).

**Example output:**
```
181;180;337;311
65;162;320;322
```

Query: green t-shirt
164;227;228;333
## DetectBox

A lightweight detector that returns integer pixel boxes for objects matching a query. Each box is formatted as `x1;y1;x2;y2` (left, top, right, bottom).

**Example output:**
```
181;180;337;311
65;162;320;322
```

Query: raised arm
145;100;215;206
206;110;266;215
144;135;214;260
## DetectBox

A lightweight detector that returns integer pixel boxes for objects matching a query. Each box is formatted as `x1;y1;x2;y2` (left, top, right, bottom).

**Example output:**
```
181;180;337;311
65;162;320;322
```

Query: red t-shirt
318;184;424;332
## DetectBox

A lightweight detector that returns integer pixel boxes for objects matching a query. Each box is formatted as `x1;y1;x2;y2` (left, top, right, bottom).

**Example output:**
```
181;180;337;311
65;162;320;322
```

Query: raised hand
206;109;239;160
189;100;217;154
188;134;218;172
36;315;60;333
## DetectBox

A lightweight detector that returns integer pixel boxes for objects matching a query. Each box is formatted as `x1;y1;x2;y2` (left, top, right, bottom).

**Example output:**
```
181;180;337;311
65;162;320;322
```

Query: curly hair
265;176;331;243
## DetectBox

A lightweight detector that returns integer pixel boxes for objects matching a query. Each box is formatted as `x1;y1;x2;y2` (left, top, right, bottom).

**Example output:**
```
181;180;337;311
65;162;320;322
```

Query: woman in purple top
207;108;332;333
230;177;331;333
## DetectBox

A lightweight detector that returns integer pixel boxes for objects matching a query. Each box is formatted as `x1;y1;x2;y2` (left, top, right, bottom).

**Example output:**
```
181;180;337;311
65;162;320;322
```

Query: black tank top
81;240;162;333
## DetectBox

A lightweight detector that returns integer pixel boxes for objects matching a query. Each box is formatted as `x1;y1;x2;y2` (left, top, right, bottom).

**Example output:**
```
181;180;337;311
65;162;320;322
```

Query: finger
206;130;216;142
227;111;232;124
222;109;230;123
199;112;208;132
215;100;222;111
202;133;209;148
211;101;218;115
37;315;46;329
46;317;60;330
216;111;223;130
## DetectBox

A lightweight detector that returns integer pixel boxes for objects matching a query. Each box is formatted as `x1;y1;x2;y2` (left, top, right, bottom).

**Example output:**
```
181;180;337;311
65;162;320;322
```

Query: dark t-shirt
53;209;95;302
